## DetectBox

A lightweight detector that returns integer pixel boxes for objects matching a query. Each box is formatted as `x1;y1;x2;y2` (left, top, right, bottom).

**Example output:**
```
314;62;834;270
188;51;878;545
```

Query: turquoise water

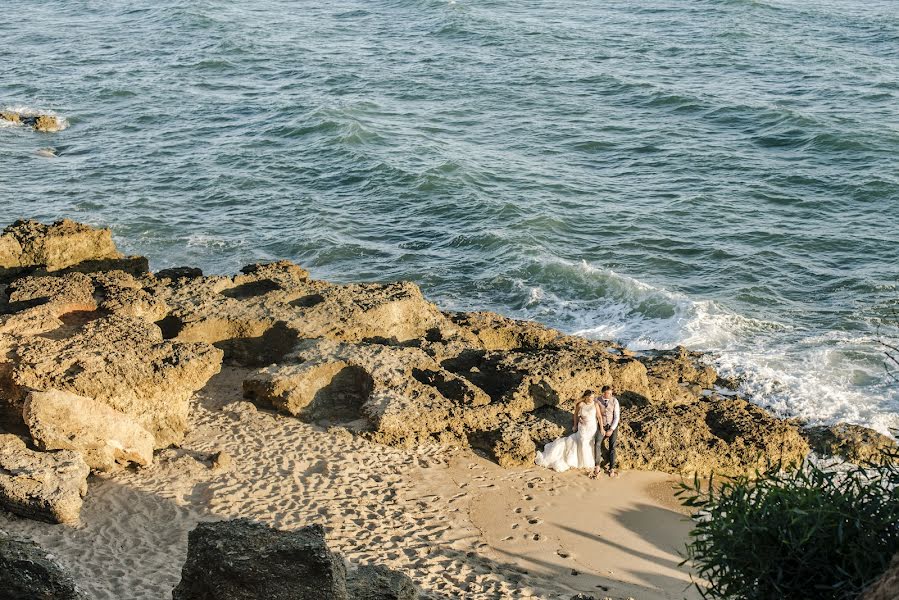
2;0;898;433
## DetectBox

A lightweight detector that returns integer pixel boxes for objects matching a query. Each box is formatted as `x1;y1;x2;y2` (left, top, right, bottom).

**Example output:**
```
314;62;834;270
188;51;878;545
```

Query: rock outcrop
0;111;64;133
150;260;451;367
172;519;419;600
803;423;896;464
0;219;146;281
0;533;87;599
0;219;833;481
5;314;222;447
0;434;89;524
615;398;810;475
24;389;155;471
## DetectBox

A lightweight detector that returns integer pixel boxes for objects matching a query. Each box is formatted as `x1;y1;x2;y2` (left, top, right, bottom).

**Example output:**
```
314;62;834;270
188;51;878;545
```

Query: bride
535;390;605;472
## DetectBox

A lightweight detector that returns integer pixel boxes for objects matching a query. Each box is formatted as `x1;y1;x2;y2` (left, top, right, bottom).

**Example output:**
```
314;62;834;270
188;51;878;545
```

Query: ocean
2;0;897;434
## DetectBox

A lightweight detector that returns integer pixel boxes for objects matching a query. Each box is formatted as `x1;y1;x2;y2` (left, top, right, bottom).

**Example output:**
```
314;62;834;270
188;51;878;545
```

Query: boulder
803;423;896;464
0;219;124;277
24;389;155;471
0;434;89;524
5;314;222;447
860;553;899;600
347;564;418;600
616;397;809;475
172;519;348;600
0;534;87;599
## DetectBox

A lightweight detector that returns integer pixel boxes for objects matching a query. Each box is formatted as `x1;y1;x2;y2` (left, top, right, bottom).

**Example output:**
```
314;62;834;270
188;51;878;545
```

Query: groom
592;385;620;478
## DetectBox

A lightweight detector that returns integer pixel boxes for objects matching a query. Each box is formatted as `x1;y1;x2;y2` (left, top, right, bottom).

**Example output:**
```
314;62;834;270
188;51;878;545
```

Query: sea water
2;0;897;433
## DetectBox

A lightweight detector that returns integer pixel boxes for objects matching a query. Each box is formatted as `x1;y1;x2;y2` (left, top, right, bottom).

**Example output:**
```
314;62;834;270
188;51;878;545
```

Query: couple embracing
534;386;620;478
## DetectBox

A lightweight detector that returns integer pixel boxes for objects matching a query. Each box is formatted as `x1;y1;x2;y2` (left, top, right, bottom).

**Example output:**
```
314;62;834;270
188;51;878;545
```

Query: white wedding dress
535;402;597;472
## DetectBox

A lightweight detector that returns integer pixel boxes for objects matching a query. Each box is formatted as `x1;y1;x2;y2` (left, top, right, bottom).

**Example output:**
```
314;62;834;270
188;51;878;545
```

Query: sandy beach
2;366;699;599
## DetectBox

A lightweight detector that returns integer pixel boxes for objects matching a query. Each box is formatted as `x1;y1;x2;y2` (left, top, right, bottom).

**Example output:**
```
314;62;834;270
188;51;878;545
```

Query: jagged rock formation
172;518;417;600
803;423;896;464
0;533;87;599
0;434;89;524
0;218;891;515
0;219;146;281
2;311;222;447
615;398;810;475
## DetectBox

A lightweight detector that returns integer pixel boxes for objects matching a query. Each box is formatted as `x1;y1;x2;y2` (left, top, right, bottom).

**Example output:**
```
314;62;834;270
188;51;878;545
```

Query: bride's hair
581;390;595;399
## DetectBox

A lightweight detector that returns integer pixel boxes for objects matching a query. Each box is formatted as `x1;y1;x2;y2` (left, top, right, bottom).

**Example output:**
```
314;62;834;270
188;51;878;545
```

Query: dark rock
0;534;86;599
347;564;418;600
156;267;204;280
172;518;348;600
803;423;896;464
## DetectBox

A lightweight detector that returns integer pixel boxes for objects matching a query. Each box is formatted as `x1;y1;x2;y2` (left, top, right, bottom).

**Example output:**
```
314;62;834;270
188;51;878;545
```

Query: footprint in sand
527;518;542;525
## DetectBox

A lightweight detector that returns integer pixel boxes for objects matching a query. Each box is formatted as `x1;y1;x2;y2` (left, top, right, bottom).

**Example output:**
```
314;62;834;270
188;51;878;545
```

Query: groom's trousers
596;426;618;470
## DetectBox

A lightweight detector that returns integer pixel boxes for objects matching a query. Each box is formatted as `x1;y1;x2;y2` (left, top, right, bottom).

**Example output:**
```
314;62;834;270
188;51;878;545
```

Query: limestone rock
445;311;564;350
92;270;168;321
6;314;222;447
0;534;87;599
0;219;123;276
639;346;718;405
0;434;89;524
487;411;566;468
172;519;348;600
803;423;896;464
0;111;22;124
33;115;61;132
244;339;494;446
860;553;899;600
151;261;452;365
616;397;810;475
24;389;155;471
347;564;418;600
0;111;64;133
456;345;653;414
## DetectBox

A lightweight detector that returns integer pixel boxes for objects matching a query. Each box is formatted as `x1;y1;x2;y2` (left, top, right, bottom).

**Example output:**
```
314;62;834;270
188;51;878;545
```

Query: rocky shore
0;219;893;599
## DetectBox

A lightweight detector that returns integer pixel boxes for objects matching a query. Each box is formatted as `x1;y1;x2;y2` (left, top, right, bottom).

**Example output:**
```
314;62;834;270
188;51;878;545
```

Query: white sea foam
186;234;231;249
519;257;899;436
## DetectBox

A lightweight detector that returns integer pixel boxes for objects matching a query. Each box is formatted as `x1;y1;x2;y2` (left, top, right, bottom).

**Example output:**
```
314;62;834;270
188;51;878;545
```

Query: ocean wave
515;258;897;435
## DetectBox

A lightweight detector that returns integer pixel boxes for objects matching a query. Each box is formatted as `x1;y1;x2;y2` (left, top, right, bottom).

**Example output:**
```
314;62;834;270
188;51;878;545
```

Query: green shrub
677;450;899;600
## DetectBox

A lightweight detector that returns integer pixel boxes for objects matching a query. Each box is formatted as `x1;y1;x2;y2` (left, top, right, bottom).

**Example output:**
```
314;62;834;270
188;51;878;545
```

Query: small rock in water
36;147;57;158
33;115;60;132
